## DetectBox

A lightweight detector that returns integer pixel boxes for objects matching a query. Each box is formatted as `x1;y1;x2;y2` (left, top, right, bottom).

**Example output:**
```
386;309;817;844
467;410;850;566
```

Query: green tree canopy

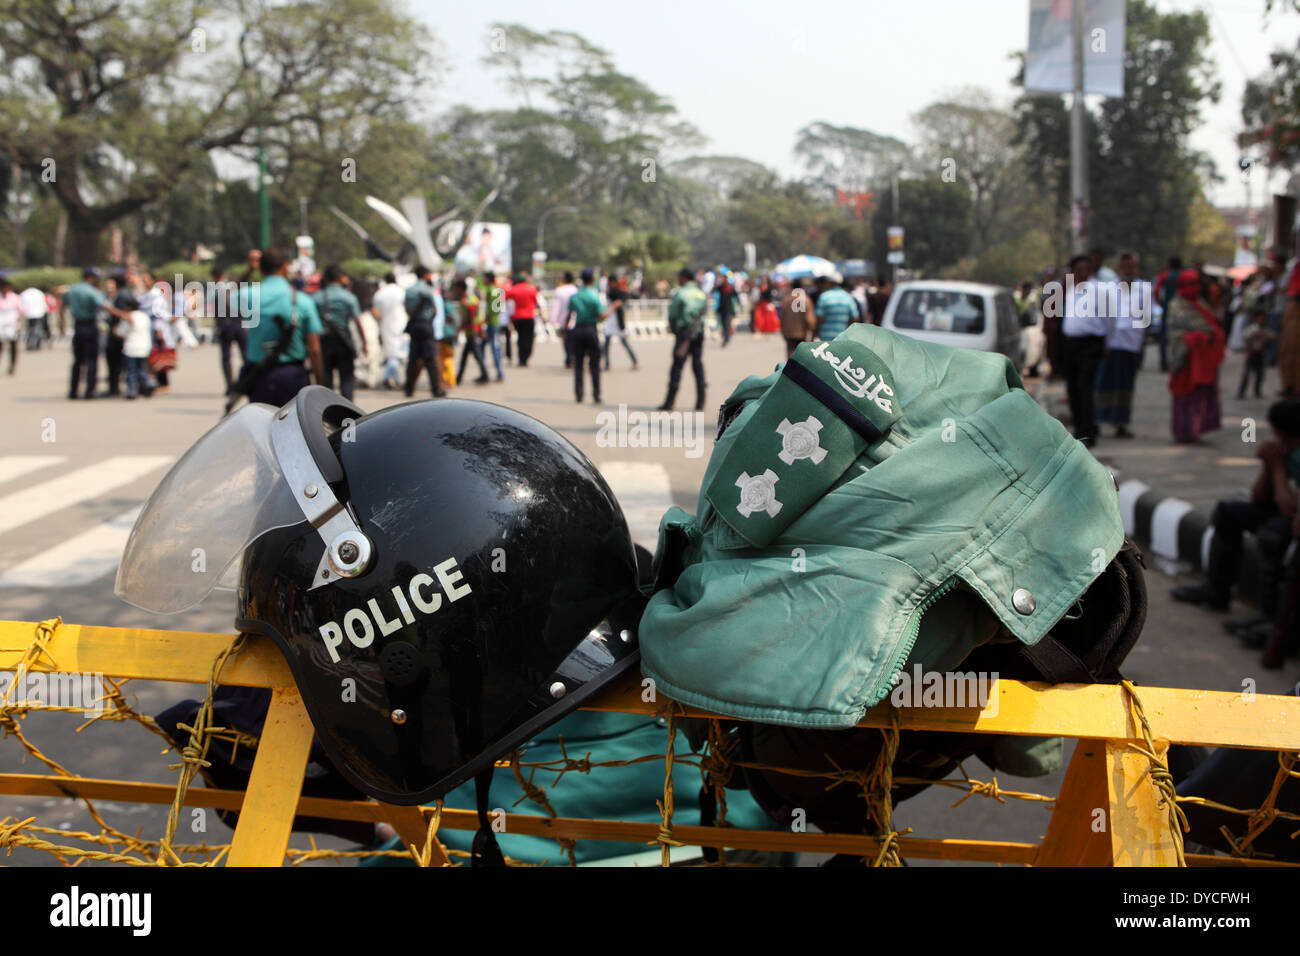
1015;0;1220;269
794;121;912;199
912;90;1020;256
0;0;435;265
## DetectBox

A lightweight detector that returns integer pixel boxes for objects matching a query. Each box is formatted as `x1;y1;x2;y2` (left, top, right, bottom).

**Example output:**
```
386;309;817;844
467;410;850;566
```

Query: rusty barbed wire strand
655;703;686;866
508;747;577;865
157;633;248;866
1120;679;1188;866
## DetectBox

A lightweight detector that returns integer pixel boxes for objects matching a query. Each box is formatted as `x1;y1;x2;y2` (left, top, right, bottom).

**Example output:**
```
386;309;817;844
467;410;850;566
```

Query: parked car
880;280;1025;373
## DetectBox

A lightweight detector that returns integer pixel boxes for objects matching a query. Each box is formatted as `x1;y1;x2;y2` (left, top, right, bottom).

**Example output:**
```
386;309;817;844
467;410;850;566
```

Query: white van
880;280;1025;371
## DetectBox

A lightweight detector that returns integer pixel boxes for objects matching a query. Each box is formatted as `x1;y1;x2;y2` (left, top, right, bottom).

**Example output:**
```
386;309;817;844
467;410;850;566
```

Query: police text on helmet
317;557;472;663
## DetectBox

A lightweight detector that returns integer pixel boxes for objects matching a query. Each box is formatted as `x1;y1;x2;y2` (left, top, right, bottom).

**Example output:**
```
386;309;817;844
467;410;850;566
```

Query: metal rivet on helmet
619;628;633;644
391;709;407;725
549;681;567;699
327;531;372;579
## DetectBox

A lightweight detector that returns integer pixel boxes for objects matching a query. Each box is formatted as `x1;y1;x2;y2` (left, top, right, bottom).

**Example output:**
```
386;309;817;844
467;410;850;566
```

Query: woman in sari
1167;269;1225;443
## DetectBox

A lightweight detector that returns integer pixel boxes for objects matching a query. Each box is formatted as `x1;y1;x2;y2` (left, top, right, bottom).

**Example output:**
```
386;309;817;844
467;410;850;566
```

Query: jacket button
1012;588;1036;615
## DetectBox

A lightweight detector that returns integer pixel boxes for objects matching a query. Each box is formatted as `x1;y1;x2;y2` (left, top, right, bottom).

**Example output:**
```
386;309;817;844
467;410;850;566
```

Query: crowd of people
1002;244;1300;670
0;266;201;399
0;249;910;423
1017;246;1297;449
1171;396;1300;669
0;246;1283;450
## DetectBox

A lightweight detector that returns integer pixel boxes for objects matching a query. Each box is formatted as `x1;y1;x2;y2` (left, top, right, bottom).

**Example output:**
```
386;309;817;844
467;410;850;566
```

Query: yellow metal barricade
0;618;1297;867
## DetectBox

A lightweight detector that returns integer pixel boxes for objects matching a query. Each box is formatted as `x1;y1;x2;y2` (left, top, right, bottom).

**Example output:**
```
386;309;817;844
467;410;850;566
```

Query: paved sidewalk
1031;347;1271;571
1036;347;1264;516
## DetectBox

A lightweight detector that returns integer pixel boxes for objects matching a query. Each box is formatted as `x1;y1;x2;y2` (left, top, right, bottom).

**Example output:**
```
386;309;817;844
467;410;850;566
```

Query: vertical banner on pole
1025;0;1127;98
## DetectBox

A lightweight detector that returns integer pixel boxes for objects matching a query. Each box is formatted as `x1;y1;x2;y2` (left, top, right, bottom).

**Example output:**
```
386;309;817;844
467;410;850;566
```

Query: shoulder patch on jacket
703;337;900;547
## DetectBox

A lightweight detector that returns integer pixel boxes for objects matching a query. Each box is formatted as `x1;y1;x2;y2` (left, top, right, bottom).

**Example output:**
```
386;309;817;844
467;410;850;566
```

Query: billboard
437;221;513;273
1024;0;1126;99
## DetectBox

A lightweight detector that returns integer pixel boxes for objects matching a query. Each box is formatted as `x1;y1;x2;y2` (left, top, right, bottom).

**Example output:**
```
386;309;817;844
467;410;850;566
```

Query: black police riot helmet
117;387;642;806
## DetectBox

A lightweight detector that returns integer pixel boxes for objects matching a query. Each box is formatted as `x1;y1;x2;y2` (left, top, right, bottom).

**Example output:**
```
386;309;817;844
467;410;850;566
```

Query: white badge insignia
736;469;782;518
777;416;828;465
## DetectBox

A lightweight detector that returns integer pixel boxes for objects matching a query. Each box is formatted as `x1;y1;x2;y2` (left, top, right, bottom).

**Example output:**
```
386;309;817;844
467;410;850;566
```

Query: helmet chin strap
470;768;505;867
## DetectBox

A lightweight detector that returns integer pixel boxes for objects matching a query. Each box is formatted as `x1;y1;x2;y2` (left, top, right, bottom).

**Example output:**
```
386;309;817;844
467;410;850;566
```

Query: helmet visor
115;403;307;614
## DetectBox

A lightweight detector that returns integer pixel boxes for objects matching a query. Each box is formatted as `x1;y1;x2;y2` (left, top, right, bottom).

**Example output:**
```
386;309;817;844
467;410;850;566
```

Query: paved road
0;328;1293;866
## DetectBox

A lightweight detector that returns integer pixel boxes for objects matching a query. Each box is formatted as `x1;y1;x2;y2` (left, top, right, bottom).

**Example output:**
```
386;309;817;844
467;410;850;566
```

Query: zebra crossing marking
599;461;674;552
0;455;66;485
0;455;170;537
0;507;141;588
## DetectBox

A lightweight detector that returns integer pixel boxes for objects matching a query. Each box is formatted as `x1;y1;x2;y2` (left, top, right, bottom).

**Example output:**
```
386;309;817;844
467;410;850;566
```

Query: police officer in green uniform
62;267;130;400
238;248;326;406
658;267;707;411
404;266;446;398
567;268;603;403
312;265;366;401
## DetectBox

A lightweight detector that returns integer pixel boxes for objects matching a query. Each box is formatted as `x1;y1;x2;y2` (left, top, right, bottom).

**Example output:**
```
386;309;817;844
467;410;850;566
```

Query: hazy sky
411;0;1300;208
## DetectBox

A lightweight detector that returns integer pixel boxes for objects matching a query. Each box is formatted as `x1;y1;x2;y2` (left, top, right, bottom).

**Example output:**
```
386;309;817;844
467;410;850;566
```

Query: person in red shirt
505;273;541;367
1168;269;1225;442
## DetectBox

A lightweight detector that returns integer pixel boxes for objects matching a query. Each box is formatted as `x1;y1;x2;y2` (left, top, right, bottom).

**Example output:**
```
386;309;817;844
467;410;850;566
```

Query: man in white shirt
20;286;49;351
1090;247;1120;285
371;273;408;390
550;271;577;368
1059;254;1113;447
1095;251;1149;439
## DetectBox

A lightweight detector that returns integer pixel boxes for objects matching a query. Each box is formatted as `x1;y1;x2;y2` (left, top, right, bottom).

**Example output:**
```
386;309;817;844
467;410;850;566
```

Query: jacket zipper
872;577;957;704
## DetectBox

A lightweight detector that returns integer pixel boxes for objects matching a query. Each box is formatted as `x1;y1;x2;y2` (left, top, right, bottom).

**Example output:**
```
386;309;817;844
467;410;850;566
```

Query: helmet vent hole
380;642;424;687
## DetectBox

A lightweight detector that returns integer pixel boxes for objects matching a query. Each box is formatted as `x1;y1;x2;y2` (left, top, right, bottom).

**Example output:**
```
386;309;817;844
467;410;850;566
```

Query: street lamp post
891;172;900;285
8;189;33;268
1069;0;1089;255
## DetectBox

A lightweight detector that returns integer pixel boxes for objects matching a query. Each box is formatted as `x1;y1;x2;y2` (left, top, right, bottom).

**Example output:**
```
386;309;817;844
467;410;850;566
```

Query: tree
1184;188;1237;265
454;24;705;267
794;122;912;200
0;0;435;265
1015;1;1220;268
1243;51;1300;166
1013;88;1077;270
912;90;1020;256
870;177;972;275
1242;0;1300;172
1090;2;1220;266
671;155;776;202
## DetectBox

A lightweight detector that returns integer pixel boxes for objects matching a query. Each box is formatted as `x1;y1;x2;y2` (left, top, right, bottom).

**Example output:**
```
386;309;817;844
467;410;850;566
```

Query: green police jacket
640;324;1125;729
